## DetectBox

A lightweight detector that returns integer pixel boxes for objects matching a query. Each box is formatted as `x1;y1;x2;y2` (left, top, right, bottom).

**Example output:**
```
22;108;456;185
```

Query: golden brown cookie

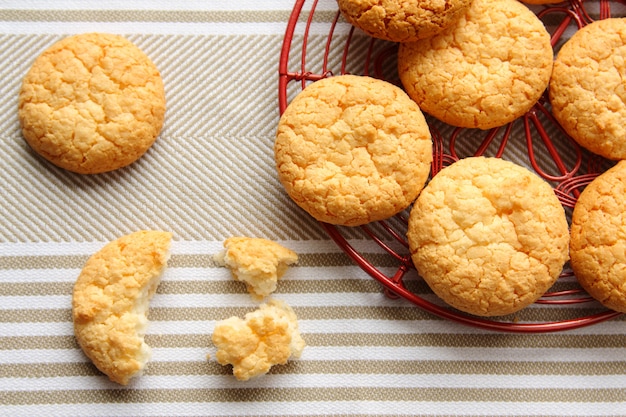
407;157;569;317
72;230;172;385
549;18;626;160
397;0;553;130
519;0;558;3
337;0;473;42
570;161;626;313
19;33;166;174
275;74;432;227
213;237;298;300
212;299;306;381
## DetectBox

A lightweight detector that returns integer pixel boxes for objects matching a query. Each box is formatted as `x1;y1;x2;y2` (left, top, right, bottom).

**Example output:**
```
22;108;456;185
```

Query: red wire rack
278;0;625;332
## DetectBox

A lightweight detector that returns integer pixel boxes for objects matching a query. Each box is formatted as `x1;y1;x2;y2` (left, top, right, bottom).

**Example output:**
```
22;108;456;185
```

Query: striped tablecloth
1;1;625;416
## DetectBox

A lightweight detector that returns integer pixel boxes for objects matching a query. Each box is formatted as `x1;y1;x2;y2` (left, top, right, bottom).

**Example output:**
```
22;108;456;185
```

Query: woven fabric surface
1;1;626;416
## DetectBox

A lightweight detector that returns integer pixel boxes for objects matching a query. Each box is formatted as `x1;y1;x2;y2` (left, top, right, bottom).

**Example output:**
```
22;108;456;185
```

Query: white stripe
0;21;352;36
2;401;625;417
0;0;337;11
0;265;391;283
0;292;409;310
2;318;626;338
2;372;626;392
0;290;614;312
3;346;625;365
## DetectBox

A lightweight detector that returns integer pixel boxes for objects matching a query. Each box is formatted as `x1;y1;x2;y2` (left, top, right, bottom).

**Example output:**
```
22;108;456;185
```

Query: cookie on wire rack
570;160;626;313
397;0;553;130
275;74;432;227
549;18;626;160
407;157;570;317
337;0;473;42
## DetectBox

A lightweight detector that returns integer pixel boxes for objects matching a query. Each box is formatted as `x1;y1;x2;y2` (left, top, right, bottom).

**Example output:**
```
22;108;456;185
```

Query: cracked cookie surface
337;0;473;42
275;74;432;227
549;18;626;160
72;230;172;385
397;0;553;129
407;157;569;317
19;32;166;174
570;161;626;313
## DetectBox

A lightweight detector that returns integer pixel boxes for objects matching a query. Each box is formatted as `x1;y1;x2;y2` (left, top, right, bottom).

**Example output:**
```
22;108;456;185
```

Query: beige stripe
0;304;621;327
3;333;626;351
0;278;387;297
0;9;338;24
305;333;626;349
0;252;382;269
3;359;626;379
1;387;624;405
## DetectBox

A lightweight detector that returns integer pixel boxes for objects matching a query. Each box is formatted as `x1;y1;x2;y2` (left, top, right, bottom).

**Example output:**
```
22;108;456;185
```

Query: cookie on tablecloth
549;18;626;160
397;0;553;129
275;74;432;227
407;157;569;317
18;33;166;174
570;161;626;313
72;230;172;385
337;0;473;42
214;237;298;300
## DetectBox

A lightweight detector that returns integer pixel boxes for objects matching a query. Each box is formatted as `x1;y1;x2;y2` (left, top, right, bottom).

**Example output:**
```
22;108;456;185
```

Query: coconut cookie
549;18;626;160
407;157;569;317
72;230;172;385
212;299;306;381
570;161;626;313
18;33;166;174
337;0;473;43
214;237;298;300
397;0;553;130
275;74;432;227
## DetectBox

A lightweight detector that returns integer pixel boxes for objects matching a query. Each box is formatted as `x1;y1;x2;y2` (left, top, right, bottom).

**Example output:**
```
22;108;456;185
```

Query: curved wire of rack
278;0;624;332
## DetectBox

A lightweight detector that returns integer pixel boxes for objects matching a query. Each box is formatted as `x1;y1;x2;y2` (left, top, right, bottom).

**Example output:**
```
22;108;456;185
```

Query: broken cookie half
72;230;172;385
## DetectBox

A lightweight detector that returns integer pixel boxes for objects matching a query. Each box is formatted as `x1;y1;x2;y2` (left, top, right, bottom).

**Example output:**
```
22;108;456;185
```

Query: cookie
213;237;298;300
212;299;306;381
337;0;473;42
549;18;626;160
72;230;172;385
570;161;626;313
275;74;432;227
407;157;569;317
397;0;553;130
18;33;166;174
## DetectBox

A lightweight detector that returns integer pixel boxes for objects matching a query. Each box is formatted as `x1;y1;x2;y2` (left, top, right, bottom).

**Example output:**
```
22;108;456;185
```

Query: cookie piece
212;299;306;381
275;74;432;227
337;0;473;42
18;33;166;174
397;0;553;130
72;230;172;385
570;161;626;313
213;237;298;300
407;157;569;317
549;18;626;160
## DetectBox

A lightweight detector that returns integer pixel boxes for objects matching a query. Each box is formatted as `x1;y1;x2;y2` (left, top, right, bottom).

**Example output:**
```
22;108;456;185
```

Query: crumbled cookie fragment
570;160;626;313
72;230;172;385
212;299;306;381
214;237;298;299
